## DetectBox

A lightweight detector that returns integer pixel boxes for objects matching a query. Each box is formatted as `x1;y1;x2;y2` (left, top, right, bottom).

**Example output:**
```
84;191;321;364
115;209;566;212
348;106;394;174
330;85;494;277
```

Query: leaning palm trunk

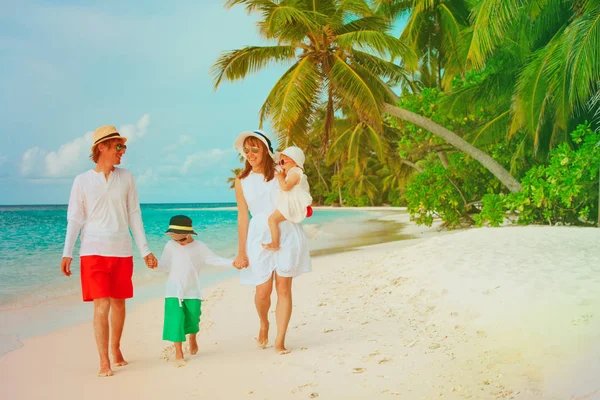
383;103;522;193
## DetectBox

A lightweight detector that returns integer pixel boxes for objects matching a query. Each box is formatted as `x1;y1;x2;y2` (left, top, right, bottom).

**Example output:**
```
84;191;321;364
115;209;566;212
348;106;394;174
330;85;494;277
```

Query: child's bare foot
261;242;280;251
112;347;128;367
174;359;187;368
256;322;269;349
189;335;198;355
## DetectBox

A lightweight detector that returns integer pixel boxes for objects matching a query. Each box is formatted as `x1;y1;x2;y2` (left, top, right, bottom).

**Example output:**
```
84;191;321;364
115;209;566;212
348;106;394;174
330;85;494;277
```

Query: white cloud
135;148;236;186
19;114;149;179
180;149;233;175
20;147;46;176
165;135;193;152
120;114;149;144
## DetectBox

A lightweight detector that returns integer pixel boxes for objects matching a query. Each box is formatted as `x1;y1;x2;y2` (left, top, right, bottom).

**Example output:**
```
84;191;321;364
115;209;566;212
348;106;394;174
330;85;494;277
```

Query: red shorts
80;256;134;302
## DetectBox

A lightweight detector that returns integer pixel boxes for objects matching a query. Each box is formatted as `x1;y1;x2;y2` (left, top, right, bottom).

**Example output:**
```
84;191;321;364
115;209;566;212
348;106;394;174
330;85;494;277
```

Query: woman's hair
237;136;275;181
89;138;120;163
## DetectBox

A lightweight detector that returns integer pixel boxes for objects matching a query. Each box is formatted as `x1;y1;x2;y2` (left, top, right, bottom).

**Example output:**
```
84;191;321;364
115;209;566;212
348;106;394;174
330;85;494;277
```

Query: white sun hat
277;146;305;169
233;130;276;160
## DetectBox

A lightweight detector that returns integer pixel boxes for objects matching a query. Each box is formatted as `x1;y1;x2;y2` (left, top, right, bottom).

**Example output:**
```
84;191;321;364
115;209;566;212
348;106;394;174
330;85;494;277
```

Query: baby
262;146;312;250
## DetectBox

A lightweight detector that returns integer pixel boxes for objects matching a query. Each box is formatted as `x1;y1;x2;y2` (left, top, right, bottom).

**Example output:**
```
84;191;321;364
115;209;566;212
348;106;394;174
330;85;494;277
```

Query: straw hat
233;130;276;160
91;125;127;151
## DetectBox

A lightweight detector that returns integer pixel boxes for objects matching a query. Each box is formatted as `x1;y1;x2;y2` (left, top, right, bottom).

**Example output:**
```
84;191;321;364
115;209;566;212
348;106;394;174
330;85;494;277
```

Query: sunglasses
115;144;127;152
174;235;189;242
243;146;260;155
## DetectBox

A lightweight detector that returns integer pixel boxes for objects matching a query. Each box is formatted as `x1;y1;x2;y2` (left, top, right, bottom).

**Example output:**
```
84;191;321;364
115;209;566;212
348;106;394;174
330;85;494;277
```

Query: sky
0;1;405;205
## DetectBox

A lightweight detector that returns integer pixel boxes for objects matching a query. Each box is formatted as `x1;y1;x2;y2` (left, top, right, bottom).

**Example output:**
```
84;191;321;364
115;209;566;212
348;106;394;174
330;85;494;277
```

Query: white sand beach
2;224;600;399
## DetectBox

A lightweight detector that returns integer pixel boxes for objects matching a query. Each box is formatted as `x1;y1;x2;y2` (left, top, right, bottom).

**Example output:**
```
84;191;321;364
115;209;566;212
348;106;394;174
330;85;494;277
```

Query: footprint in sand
352;367;366;374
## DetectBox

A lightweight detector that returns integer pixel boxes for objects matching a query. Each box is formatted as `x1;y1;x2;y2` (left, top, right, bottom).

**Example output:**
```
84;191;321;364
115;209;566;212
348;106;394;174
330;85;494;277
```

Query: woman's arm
234;178;250;269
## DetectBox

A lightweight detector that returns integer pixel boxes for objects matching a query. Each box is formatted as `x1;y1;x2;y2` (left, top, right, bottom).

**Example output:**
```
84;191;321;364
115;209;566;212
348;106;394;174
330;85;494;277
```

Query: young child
262;146;313;251
152;215;234;367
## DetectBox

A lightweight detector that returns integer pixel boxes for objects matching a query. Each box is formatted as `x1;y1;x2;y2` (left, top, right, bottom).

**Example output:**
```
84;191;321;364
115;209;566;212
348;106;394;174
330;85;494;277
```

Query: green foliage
477;124;600;226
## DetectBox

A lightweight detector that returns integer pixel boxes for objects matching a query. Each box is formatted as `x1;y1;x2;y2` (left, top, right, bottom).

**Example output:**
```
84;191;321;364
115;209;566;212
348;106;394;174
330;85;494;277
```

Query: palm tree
212;0;522;192
375;0;471;90
446;0;600;155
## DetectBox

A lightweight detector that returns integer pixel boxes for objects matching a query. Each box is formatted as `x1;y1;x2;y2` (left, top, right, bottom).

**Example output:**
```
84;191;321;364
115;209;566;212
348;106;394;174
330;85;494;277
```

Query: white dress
277;167;313;224
240;172;312;285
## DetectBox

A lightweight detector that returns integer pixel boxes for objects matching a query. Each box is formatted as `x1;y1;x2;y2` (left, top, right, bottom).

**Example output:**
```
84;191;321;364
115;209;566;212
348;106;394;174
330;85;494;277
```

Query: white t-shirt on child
158;240;232;304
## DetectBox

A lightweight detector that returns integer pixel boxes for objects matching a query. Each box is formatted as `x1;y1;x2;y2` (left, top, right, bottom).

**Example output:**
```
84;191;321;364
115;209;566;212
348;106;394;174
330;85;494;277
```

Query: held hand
233;254;249;270
144;253;158;269
61;257;72;277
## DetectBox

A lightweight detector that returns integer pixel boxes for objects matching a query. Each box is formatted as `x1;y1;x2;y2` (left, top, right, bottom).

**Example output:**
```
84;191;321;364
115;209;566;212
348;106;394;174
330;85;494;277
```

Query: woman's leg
262;210;286;250
255;273;274;348
274;274;293;354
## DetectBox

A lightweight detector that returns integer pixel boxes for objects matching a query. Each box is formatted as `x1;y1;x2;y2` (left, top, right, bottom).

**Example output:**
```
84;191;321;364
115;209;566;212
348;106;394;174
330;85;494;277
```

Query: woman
232;130;311;355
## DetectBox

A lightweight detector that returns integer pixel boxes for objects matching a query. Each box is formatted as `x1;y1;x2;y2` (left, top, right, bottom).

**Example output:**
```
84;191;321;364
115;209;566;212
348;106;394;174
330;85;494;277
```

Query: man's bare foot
189;335;199;355
256;322;269;349
112;348;128;367
261;242;280;251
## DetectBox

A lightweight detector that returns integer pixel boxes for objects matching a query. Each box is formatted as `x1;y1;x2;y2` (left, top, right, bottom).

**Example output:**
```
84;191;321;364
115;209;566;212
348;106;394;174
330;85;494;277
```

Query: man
60;125;157;377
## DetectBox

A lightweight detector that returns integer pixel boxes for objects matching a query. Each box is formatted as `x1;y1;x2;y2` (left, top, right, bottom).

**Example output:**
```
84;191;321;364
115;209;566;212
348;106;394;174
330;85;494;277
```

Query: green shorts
162;298;202;343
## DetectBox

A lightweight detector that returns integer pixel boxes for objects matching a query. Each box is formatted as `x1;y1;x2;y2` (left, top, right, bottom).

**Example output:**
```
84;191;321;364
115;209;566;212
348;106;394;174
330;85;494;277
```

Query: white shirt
158;240;233;303
62;168;150;258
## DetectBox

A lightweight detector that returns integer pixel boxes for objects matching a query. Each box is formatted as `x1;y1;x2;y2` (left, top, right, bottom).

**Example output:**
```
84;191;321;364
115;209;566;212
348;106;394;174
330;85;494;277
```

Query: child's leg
188;334;198;355
174;342;184;360
183;299;201;355
262;210;287;250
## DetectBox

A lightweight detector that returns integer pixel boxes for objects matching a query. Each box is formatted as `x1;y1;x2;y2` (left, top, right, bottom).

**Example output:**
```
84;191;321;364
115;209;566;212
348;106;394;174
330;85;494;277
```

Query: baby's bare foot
261;242;280;251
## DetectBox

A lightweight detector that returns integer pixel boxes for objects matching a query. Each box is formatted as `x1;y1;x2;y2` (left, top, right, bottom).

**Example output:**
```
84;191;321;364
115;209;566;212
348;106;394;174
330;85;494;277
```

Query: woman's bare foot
261;242;280;251
98;361;114;377
112;348;128;367
256;322;269;349
188;335;199;355
275;336;290;354
275;345;291;355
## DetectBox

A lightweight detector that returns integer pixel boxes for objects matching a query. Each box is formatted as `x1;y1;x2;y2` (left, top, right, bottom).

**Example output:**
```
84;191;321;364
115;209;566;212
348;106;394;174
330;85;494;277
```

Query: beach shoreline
4;216;598;399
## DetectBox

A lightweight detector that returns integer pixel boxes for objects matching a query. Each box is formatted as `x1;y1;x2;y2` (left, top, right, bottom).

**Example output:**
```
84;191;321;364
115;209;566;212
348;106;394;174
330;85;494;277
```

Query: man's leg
262;210;286;250
255;273;274;348
110;298;127;366
274;274;293;355
93;297;113;376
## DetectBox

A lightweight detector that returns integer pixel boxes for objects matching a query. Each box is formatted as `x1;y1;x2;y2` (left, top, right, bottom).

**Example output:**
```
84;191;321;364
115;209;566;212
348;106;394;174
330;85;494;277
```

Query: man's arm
61;177;84;277
126;172;154;266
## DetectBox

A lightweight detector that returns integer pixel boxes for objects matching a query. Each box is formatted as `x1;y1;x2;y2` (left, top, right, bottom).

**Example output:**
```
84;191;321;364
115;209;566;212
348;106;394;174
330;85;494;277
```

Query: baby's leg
262;210;287;251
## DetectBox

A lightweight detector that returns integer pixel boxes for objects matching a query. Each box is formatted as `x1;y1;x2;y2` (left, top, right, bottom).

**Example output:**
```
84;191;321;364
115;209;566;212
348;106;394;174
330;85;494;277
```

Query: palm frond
565;5;600;111
467;0;525;69
259;55;323;137
336;30;418;68
211;46;297;89
329;55;388;127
